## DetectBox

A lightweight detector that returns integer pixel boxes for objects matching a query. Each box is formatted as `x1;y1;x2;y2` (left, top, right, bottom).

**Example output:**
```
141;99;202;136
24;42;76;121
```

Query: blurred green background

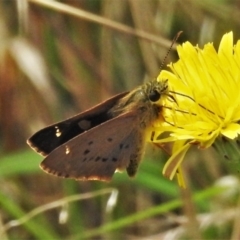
1;0;240;239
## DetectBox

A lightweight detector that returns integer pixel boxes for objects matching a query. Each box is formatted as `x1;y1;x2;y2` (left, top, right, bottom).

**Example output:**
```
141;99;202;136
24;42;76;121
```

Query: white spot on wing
55;126;62;137
65;145;70;154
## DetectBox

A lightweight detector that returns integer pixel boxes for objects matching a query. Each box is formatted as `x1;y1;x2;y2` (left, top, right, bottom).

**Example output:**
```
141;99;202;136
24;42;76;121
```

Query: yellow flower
155;32;240;186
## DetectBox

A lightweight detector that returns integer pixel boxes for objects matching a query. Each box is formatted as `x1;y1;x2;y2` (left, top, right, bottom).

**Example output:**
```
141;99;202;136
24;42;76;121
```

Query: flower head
154;32;240;186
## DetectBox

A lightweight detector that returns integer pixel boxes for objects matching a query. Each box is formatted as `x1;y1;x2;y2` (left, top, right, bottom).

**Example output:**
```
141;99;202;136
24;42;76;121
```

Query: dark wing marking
40;111;144;181
27;92;128;156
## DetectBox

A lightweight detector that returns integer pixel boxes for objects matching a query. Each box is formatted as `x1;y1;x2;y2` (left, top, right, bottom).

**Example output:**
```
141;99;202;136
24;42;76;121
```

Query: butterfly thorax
109;80;168;129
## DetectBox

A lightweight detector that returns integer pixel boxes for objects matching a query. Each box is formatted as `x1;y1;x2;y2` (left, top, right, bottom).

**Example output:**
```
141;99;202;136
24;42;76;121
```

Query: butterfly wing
40;111;144;181
27;92;128;156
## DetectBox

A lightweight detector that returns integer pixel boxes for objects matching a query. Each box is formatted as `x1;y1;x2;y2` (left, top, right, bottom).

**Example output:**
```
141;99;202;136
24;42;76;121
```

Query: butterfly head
144;79;169;103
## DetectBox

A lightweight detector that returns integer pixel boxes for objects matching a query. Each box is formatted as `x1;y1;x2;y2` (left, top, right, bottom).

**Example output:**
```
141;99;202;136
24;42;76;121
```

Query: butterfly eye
149;89;161;102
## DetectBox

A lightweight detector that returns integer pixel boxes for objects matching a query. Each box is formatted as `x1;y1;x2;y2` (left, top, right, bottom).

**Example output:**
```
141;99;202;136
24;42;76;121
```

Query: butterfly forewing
27;92;128;156
40;111;144;181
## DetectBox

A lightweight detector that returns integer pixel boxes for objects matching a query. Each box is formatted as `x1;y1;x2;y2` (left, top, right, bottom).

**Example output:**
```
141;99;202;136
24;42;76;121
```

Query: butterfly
27;79;169;181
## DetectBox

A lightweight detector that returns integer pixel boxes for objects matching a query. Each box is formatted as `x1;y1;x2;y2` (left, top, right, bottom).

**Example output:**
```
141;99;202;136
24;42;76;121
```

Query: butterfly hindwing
40;111;144;181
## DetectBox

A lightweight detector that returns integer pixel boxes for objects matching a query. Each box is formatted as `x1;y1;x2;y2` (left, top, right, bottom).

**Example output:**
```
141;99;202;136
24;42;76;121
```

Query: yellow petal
163;141;190;180
221;123;240;139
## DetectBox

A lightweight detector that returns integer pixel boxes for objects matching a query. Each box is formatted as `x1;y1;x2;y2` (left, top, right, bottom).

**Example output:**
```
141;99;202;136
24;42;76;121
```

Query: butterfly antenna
159;31;183;71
